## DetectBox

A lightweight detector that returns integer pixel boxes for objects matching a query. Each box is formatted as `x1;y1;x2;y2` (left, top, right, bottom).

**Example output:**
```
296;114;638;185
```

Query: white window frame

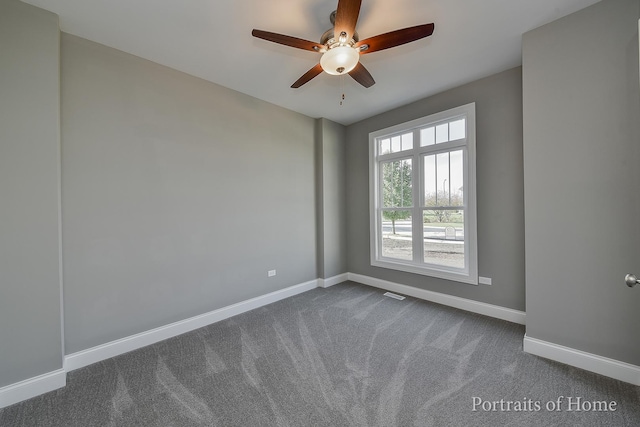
369;103;478;285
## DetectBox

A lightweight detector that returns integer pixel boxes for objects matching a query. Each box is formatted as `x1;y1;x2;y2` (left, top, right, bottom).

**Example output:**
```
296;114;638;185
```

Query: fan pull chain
340;75;346;106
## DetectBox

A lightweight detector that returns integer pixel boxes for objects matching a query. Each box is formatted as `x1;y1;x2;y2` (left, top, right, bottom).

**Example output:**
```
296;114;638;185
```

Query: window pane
423;155;436;206
449;118;465;140
435;123;448;144
391;136;401;153
425;151;464;208
423;210;464;268
436;152;450;206
401;132;414;151
380;138;391;155
382;211;412;261
421;127;435;146
449;150;464;207
382;159;413;208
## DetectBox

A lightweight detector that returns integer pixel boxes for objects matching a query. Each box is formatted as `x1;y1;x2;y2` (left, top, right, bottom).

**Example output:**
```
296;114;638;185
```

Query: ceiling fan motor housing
320;11;359;47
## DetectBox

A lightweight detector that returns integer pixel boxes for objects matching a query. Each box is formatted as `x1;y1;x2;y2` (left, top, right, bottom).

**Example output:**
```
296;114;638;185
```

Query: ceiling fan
252;0;434;89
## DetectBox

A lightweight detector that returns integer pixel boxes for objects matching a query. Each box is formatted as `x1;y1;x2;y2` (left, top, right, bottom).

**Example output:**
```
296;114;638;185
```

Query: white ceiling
23;0;599;125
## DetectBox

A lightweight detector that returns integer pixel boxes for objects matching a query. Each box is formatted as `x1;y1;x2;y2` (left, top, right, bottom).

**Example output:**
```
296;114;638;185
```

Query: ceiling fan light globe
320;46;359;75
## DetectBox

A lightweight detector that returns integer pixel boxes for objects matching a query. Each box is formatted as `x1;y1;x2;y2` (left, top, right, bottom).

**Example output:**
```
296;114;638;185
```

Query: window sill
371;258;478;285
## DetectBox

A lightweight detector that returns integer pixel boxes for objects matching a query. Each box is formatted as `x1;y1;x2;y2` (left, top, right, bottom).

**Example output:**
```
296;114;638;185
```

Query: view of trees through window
380;145;465;269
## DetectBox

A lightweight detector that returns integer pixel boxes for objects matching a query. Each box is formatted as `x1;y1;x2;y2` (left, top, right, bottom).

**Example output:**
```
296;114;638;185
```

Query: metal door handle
625;274;639;287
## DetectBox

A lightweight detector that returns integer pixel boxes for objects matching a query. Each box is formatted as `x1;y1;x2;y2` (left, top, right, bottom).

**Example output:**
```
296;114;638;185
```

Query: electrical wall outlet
268;270;276;277
479;276;492;285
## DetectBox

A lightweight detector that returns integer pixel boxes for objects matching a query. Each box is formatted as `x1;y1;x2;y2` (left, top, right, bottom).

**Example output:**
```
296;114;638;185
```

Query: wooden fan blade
252;29;324;52
348;62;375;88
291;64;324;88
334;0;362;44
355;23;435;55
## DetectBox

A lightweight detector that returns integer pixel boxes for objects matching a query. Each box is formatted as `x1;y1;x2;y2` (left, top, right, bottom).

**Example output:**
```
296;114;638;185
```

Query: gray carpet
1;281;638;426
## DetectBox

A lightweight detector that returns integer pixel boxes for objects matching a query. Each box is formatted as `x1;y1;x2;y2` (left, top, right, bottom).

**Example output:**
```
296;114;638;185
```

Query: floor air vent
383;292;406;300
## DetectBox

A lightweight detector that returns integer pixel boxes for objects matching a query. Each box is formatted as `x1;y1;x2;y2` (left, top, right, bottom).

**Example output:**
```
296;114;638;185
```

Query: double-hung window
369;103;477;284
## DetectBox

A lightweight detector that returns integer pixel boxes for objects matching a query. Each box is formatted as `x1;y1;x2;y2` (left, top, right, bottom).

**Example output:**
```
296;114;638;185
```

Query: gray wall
61;35;317;353
316;118;348;279
346;68;525;311
523;0;640;364
0;0;63;387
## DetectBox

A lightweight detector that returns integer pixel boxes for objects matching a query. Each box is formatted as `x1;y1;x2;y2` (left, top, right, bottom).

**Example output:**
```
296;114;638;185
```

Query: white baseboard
0;369;66;409
523;335;640;386
347;273;526;325
318;273;349;289
64;279;319;372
